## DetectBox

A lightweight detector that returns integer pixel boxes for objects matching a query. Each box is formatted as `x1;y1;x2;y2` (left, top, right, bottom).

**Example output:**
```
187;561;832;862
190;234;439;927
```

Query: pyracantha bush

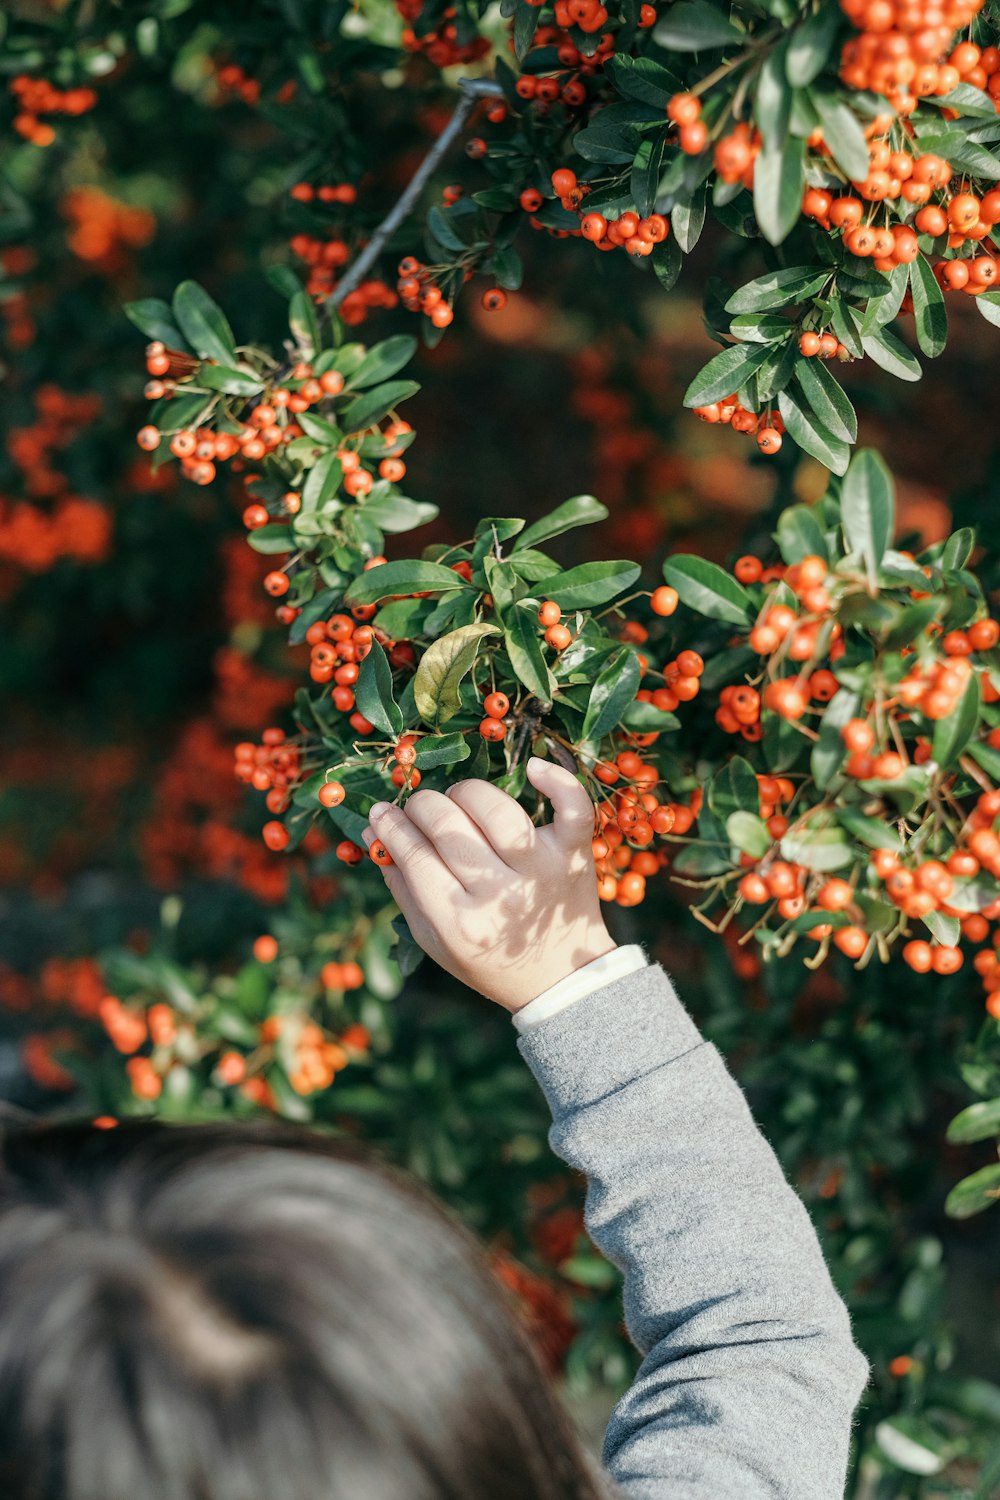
128;290;1000;1219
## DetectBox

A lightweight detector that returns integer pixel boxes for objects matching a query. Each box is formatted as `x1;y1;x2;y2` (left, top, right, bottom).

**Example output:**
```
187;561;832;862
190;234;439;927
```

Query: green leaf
301;450;342;510
289;290;321;359
909;254;948;359
171;280;237;364
427;205;467;253
947;1098;1000;1144
945;1163;1000;1220
662;555;753;625
297;413;341;444
505;601;557;703
489;244;523;291
726;266;828;313
753;135;805;246
781;826;854;871
830;297;864;357
841;448;894;589
346;335;418;389
727;810;771;857
941;527;975;571
683;342;772;408
923;908;960;946
413;732;472;769
514;1;540;59
728;312;793;343
861;327;923;382
672;180;708;254
606;54;679;108
373;597;430;637
777;387;850;474
343;560;472;606
573;123;639;164
932;672;979;770
266;264;304;300
124;297;187;348
515;494;608;551
977;291;1000;329
837;806;903;851
863;262;910;333
653;233;684;291
582;648;642;741
355;639;404;738
246;524;292;554
413;623;501;726
620;700;679;730
882;597;944;649
540;560;641;610
809;89;870;181
811;688;859;790
775;503;830;565
709;757;762;820
653;0;740;50
785;5;841;86
341;380;420;433
932;82;998;116
361;492;439;534
795;358;858;443
196;364;265;397
631;134;666;218
755;41;791;148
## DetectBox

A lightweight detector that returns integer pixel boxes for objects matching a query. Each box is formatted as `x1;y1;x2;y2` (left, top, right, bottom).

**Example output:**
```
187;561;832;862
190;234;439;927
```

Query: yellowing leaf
413;624;501;726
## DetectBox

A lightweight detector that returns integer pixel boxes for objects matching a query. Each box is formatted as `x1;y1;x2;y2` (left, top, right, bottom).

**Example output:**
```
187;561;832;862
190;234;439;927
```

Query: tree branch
327;76;505;311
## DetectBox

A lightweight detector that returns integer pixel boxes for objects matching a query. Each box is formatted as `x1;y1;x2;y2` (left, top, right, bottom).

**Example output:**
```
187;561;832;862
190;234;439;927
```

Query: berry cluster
234;728;304;818
395;0;491;66
137;352;350;485
692;395;787;454
839;0;988;113
9;74;97;146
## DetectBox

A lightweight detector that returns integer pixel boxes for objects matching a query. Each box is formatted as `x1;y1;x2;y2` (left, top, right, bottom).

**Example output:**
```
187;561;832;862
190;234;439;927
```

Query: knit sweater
511;945;871;1499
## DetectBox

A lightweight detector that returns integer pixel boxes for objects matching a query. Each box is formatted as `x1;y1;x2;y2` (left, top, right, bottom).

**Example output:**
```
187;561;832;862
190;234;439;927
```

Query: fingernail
527;756;548;772
369;801;391;820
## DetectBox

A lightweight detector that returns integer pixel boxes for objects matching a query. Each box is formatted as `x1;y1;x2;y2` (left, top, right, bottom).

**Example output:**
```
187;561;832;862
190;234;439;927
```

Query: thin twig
327;77;505;310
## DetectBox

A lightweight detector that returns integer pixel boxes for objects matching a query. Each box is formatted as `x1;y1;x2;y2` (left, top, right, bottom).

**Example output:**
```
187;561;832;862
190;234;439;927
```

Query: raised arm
515;955;871;1500
360;756;870;1498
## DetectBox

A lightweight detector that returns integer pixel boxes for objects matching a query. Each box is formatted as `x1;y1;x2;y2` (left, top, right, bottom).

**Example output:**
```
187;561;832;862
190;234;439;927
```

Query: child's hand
360;756;617;1013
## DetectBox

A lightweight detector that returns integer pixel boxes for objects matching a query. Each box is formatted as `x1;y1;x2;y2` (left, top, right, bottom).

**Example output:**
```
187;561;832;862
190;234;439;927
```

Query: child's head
0;1119;605;1500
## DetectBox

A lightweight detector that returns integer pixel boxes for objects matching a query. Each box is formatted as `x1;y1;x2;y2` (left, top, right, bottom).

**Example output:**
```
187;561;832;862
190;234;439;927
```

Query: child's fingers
400;789;507;886
443;779;537;867
525;756;596;850
364;802;466;909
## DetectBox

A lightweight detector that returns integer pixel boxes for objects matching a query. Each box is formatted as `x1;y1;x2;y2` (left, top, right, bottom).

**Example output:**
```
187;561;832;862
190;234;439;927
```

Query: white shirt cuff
512;944;650;1032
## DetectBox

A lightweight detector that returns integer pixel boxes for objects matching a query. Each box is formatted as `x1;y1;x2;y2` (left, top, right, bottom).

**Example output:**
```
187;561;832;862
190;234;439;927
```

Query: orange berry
817;879;853;912
902;940;933;973
651;585;679;616
931;945;963;975
833;926;867;958
253;935;279;963
538;600;562;626
483;691;510;718
667;92;701;124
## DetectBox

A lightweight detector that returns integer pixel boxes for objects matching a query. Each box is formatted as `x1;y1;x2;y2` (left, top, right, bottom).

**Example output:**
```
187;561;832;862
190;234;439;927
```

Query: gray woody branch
327;76;505;311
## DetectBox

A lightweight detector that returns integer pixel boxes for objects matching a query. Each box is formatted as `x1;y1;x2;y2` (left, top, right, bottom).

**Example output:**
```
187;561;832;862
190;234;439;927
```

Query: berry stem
326;77;504;312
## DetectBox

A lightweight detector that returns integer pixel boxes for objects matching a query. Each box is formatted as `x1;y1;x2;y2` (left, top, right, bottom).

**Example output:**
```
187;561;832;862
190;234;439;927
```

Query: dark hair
0;1118;609;1500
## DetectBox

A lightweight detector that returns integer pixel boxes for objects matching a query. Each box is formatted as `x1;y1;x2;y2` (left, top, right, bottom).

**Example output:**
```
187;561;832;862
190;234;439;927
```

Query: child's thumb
526;756;595;848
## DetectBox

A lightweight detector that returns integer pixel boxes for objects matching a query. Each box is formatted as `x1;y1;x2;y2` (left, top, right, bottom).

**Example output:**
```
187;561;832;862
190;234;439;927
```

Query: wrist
506;932;619;1014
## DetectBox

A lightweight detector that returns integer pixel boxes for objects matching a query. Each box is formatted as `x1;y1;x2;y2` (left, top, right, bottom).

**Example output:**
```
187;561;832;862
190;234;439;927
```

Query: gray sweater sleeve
515;959;871;1499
